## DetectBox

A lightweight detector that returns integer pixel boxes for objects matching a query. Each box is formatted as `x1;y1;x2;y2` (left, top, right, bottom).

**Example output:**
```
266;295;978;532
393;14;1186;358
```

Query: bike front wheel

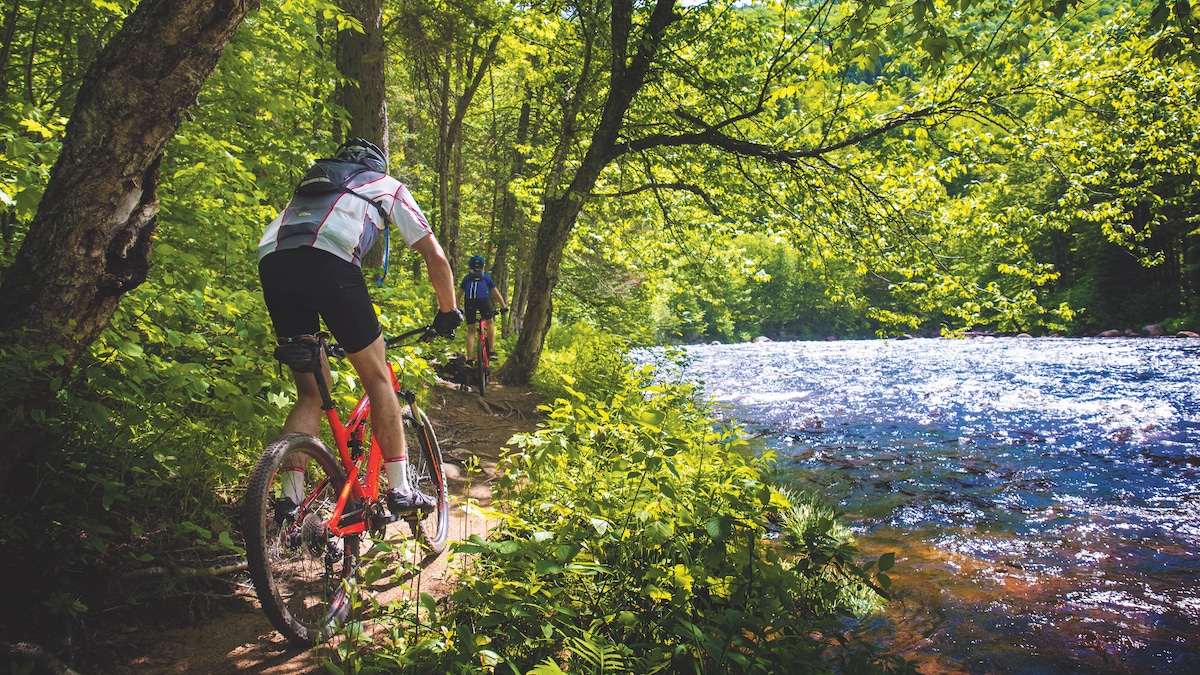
403;406;450;558
243;433;358;646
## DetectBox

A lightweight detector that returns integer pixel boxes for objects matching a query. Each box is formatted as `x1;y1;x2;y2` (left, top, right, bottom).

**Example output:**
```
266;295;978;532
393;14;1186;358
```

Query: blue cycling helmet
335;137;387;173
469;255;485;269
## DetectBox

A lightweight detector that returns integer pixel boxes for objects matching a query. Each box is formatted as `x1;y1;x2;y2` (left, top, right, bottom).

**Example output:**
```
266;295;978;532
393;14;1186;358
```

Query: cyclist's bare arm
490;286;508;312
410;235;457;312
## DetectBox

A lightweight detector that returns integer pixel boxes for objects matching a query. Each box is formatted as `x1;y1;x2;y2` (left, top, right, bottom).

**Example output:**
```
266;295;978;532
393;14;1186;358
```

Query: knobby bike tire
402;405;450;558
243;433;358;646
476;333;489;397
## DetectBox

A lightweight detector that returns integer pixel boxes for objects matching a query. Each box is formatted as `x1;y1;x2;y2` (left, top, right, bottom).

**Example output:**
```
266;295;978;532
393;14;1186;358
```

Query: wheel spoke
244;433;356;646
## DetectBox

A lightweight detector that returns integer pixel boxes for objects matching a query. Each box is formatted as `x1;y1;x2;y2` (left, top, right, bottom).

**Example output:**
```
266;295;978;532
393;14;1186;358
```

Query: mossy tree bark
0;0;256;491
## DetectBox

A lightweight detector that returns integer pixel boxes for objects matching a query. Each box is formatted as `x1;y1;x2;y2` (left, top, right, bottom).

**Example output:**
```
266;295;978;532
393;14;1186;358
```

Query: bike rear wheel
476;332;489;397
402;406;450;558
243;433;358;646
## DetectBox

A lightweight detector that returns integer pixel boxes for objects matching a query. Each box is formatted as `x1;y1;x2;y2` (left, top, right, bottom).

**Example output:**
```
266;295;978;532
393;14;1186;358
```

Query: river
676;337;1200;674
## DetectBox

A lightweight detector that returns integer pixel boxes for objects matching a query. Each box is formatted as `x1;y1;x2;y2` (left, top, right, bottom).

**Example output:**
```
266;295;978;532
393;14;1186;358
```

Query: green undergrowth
0;267;448;640
334;329;915;674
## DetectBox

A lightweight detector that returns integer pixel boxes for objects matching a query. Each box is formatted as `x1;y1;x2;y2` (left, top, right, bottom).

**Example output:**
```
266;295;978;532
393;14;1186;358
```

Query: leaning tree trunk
0;0;256;492
495;198;578;384
495;0;677;385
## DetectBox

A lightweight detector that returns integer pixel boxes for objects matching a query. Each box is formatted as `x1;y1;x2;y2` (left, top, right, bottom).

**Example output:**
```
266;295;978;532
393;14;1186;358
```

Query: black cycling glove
432;309;463;337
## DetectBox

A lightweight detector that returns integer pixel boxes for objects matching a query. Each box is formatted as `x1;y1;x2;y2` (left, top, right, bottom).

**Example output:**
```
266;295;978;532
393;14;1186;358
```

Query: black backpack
294;159;388;221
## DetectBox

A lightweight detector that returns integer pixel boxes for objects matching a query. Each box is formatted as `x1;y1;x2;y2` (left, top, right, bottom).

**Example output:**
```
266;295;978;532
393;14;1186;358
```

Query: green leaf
232;397;255;422
83;402;113;428
420;592;438;620
635;410;665;431
705;516;732;542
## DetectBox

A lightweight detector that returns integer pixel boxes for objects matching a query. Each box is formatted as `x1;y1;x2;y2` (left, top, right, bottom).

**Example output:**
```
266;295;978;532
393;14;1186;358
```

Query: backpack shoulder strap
297;161;389;222
338;167;389;222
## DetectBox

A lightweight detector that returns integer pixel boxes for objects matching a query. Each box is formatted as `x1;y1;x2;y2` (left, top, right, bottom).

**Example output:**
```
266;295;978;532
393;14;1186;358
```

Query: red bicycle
469;307;505;397
242;325;450;646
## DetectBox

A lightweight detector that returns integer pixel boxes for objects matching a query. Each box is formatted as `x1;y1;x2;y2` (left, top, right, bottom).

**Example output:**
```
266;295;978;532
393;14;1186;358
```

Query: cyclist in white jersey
257;138;462;515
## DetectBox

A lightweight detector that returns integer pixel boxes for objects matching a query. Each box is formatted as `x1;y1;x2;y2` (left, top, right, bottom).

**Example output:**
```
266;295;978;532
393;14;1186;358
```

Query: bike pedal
371;512;400;527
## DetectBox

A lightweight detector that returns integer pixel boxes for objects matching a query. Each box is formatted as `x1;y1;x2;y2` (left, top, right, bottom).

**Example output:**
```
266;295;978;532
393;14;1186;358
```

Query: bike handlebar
385;325;442;348
325;325;444;359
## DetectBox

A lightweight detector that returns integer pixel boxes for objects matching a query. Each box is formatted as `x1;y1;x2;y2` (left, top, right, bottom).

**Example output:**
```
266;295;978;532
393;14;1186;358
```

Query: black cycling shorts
462;297;496;323
259;247;381;354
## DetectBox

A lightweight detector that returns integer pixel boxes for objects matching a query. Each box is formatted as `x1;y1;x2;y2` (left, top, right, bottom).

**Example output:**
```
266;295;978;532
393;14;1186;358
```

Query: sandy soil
77;378;545;675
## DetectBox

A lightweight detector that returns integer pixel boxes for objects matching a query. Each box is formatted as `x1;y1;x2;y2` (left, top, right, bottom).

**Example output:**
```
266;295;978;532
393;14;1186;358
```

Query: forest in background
0;0;1197;671
3;0;1198;347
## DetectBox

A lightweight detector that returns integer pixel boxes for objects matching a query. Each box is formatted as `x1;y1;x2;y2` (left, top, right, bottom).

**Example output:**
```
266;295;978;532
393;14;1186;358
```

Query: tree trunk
0;0;256;491
436;35;500;274
495;0;677;384
434;66;455;268
0;0;22;100
336;0;387;145
495;197;577;383
21;0;46;105
494;99;532;337
337;0;389;267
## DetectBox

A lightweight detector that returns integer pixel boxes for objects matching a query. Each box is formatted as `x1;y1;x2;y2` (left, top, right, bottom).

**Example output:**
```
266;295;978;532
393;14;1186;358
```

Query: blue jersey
460;270;496;300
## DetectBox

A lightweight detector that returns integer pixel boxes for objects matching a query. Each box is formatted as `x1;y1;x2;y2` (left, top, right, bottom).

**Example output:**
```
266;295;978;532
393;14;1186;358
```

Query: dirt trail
80;379;545;675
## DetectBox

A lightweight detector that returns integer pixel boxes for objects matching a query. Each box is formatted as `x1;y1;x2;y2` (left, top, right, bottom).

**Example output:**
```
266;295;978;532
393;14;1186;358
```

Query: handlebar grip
384;325;442;349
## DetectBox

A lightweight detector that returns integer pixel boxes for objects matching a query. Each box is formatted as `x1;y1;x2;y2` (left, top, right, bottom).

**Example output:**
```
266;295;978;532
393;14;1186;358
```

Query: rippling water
677;337;1200;674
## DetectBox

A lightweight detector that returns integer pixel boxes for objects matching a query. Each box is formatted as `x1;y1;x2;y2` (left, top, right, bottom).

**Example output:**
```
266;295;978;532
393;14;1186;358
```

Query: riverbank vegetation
333;341;911;673
0;0;1197;670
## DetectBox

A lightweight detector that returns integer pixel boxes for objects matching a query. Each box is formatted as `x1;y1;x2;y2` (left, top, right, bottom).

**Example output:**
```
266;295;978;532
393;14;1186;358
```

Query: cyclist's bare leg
345;335;412;493
465;322;478;361
483;318;496;353
280;357;331;469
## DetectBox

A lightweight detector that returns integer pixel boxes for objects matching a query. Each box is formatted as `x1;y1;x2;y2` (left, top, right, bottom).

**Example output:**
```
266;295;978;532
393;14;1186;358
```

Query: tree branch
593;181;721;214
619;103;966;164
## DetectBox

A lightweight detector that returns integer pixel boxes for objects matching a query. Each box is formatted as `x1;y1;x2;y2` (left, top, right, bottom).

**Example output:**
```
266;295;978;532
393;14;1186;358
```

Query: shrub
353;360;913;674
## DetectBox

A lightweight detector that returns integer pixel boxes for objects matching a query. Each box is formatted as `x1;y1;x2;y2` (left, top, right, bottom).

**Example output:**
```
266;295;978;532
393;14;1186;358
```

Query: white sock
385;456;411;494
282;467;305;504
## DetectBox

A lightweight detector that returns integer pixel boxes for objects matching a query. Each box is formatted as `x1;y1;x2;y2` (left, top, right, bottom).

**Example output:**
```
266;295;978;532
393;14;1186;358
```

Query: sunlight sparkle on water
672;337;1200;673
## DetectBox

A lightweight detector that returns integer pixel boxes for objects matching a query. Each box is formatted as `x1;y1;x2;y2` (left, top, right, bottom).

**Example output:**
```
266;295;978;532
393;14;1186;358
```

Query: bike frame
476;316;492;370
306;326;439;539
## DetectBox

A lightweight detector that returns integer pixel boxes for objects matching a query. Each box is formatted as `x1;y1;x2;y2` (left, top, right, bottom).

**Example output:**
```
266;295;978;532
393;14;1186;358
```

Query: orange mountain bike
469;307;506;397
242;325;450;646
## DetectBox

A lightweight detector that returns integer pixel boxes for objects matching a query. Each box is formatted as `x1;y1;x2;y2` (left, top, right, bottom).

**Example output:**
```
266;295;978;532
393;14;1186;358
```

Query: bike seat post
315;334;336;411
